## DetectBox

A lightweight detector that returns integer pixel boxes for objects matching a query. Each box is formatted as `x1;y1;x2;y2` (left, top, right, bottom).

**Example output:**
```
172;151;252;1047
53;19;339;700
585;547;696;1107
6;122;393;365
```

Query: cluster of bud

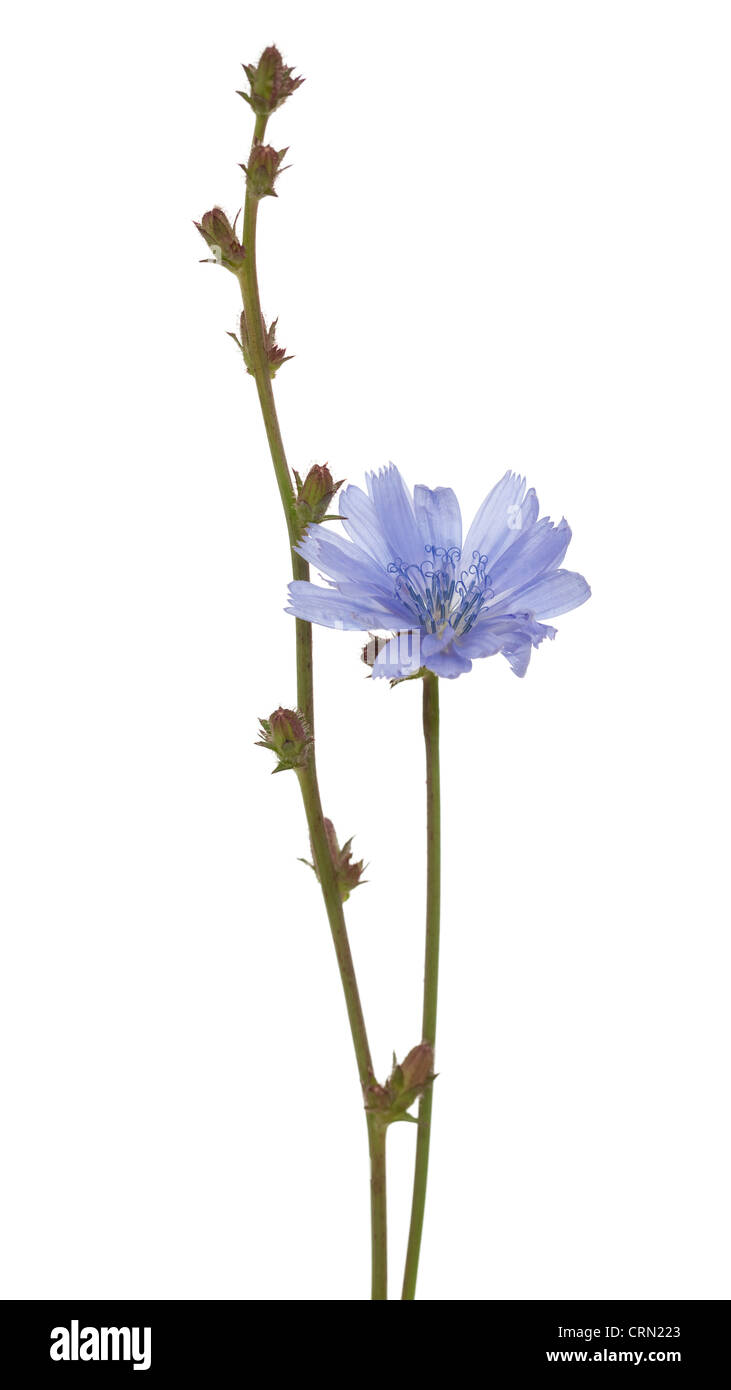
365;1044;436;1123
256;707;311;773
238;46;304;116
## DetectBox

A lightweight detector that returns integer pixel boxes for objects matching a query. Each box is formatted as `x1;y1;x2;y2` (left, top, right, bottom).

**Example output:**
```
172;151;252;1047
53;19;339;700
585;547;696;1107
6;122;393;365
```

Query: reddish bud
301;818;366;902
398;1044;435;1094
256;707;311;773
238;46;304;116
194;207;245;272
365;1043;436;1122
293;464;344;529
230;311;292;378
241;142;288;199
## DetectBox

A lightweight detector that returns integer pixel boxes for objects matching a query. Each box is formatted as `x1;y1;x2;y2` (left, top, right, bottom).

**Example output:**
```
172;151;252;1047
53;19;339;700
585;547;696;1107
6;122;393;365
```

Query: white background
1;1;729;1301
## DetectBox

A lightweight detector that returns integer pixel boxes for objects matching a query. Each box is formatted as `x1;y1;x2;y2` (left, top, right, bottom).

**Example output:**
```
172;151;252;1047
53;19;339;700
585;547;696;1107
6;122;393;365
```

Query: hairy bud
229;311;292;378
194;207;245;272
396;1044;435;1097
238;47;304;116
256;707;311;773
301;818;366;902
241;142;289;199
293;464;344;529
364;1043;436;1122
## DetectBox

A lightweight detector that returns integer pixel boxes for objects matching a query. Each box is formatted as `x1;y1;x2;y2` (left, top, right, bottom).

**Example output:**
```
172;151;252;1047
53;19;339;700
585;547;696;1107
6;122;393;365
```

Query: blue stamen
389;546;494;634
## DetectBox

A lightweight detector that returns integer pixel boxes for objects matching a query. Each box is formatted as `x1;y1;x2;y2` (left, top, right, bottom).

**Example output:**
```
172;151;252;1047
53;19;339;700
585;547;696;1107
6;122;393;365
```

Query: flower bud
241;143;288;199
256;707;311;773
194;207;245;272
293;464;344;528
397;1044;435;1096
229;311;292;378
324;819;366;901
301;818;366;902
364;1043;436;1122
238;46;304;116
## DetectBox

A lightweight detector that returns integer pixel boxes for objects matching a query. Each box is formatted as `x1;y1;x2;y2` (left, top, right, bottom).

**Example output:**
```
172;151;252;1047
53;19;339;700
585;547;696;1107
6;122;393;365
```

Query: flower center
387;546;494;636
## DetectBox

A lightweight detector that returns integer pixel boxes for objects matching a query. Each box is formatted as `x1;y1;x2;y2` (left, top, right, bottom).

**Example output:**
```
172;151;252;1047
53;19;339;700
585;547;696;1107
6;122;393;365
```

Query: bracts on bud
293;464;344;529
256;707;312;773
238;46;304;116
364;1044;436;1124
241;142;289;199
300;818;366;902
229;311;292;378
194;207;246;272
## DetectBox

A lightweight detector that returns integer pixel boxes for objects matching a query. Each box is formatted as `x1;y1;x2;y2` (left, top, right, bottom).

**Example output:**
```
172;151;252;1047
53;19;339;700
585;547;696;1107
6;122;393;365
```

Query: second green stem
401;671;441;1300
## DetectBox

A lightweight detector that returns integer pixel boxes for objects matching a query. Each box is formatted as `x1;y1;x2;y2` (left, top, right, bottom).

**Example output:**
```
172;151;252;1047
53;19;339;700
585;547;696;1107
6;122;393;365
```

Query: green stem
238;117;312;717
296;762;373;1089
401;671;441;1300
237;113;386;1296
368;1119;388;1300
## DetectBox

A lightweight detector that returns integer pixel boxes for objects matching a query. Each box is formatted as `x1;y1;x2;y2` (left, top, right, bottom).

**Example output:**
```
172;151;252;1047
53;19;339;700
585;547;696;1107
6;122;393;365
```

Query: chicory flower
287;466;590;679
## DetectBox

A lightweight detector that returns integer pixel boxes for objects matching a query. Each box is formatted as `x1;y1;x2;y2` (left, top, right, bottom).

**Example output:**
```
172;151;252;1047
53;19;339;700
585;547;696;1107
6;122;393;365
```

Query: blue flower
286;466;590;679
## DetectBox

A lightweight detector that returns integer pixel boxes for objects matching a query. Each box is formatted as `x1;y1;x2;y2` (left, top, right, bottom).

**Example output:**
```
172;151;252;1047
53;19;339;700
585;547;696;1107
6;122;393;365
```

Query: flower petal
366;465;424;563
508;568;591;619
420;626;473;679
455;613;557;676
452;623;503;659
487;518;572;602
338;485;393;567
422;643;473;678
296;527;388;589
462;472;529;567
331;580;411;621
502;638;533;678
413;485;462;555
286;581;403;630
